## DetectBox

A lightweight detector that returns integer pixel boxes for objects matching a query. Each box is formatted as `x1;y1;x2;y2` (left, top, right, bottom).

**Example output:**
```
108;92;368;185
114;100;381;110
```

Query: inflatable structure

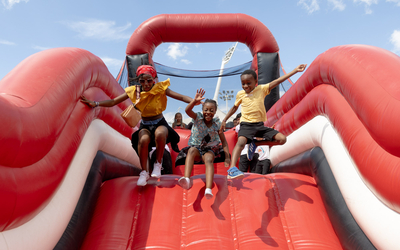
1;13;400;250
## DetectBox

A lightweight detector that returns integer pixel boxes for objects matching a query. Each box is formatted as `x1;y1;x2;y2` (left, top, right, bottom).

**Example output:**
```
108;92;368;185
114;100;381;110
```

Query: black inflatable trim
54;151;142;250
257;52;280;112
126;53;150;85
271;147;376;250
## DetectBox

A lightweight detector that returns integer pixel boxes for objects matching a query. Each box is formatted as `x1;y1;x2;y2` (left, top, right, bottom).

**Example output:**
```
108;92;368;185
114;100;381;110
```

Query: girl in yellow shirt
81;65;193;186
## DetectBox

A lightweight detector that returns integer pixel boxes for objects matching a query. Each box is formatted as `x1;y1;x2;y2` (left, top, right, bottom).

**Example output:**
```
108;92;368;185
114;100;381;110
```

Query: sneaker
247;139;257;161
178;177;191;190
151;161;163;178
227;166;244;179
137;170;149;186
205;188;213;199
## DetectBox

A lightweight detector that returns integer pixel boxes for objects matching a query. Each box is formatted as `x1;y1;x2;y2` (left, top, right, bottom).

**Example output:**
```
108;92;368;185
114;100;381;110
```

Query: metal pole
213;61;225;102
213;42;238;103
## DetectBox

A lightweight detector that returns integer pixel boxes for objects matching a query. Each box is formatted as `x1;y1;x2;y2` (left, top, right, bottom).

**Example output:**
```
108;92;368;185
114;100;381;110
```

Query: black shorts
238;122;279;144
131;117;180;153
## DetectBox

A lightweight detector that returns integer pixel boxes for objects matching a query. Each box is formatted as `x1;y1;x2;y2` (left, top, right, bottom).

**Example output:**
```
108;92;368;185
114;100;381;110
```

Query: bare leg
230;136;248;168
178;147;201;190
254;132;287;147
202;152;215;189
184;147;201;178
154;126;168;164
138;129;151;171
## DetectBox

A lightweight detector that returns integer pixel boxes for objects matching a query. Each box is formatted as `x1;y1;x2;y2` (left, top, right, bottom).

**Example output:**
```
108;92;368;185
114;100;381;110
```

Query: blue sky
1;0;400;123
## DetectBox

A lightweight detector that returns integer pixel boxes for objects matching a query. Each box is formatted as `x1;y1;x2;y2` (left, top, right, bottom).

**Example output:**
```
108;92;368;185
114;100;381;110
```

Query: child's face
175;113;182;122
202;102;216;122
139;74;154;92
241;74;257;94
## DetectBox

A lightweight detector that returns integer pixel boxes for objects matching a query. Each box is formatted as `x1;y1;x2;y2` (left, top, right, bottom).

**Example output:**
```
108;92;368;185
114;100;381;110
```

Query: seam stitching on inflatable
126;188;142;250
271;177;294;250
180;188;188;249
228;181;239;250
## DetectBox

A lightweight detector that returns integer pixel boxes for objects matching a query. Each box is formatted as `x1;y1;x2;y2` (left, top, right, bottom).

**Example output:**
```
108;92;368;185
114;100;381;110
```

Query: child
81;64;193;186
221;64;307;179
177;89;230;199
172;112;186;129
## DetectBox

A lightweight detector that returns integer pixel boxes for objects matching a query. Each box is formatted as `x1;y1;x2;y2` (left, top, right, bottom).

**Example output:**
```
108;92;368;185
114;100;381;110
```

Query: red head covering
136;65;157;78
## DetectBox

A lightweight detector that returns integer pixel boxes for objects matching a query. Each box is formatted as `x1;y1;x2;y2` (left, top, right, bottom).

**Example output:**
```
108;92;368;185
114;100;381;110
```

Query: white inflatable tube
0;119;139;250
270;115;400;250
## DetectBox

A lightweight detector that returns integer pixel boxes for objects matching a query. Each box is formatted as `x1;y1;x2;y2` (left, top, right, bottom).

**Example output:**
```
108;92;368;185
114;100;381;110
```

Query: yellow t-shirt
234;84;270;123
125;79;170;117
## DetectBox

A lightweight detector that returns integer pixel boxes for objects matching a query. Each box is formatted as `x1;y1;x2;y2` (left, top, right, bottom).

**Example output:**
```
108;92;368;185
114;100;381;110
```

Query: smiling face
241;74;258;94
139;74;155;92
202;102;217;123
175;113;182;123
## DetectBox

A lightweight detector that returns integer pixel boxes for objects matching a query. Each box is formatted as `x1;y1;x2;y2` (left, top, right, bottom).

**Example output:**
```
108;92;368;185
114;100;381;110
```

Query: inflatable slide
1;13;399;250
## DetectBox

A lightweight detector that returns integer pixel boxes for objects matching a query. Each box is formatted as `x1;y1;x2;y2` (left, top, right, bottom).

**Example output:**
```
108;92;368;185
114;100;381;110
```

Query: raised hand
193;88;206;106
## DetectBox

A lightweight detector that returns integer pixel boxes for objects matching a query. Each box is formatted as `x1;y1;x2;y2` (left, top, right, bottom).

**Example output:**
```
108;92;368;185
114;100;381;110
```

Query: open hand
80;95;96;108
193;88;205;106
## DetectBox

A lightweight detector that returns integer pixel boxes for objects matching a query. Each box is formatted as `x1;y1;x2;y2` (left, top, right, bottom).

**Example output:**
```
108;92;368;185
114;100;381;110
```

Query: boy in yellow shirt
221;64;307;179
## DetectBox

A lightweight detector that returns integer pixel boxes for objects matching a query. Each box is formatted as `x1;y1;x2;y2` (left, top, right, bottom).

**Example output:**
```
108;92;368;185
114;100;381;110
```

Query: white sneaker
205;188;213;199
178;177;191;190
151;161;163;178
137;171;149;186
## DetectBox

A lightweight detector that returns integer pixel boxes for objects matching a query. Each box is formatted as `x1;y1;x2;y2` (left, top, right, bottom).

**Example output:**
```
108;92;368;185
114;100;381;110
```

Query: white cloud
390;30;400;54
32;45;51;51
2;0;28;9
100;56;124;69
328;0;346;10
63;19;132;41
167;43;189;60
298;0;320;14
180;59;192;65
353;0;378;14
387;0;400;6
0;39;15;45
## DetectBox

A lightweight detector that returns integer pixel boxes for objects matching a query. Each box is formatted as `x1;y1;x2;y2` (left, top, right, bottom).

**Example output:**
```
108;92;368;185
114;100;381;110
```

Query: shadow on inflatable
1;14;400;250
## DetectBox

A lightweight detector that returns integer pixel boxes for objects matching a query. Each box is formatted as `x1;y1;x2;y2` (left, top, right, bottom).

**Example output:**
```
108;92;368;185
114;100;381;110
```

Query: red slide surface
81;175;341;250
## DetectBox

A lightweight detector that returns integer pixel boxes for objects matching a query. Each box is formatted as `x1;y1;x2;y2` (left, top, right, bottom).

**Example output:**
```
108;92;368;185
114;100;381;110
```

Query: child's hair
203;99;217;109
241;69;257;80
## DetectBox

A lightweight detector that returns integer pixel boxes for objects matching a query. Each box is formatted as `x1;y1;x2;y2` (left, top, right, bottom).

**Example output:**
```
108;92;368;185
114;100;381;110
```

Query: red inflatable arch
126;13;279;58
124;13;282;110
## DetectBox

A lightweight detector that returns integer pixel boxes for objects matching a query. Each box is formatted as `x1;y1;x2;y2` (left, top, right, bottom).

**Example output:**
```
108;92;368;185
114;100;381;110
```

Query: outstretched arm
220;105;239;132
80;92;129;108
166;88;193;103
268;64;307;90
185;88;205;120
